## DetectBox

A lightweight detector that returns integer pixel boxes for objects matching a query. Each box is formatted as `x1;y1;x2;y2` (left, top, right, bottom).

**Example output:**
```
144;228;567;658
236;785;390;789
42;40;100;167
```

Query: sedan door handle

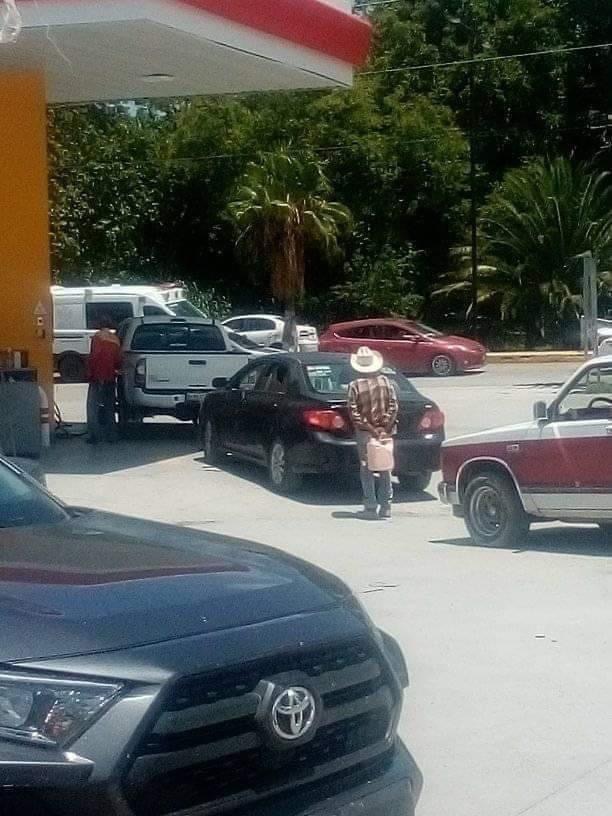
188;360;207;366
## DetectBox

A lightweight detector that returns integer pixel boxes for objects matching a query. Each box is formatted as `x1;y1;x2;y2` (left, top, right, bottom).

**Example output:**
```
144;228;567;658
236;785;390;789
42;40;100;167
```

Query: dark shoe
355;509;379;521
379;504;392;519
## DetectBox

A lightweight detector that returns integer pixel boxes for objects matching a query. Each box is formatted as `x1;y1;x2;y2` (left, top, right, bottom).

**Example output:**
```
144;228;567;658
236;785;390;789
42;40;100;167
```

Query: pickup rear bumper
438;482;464;516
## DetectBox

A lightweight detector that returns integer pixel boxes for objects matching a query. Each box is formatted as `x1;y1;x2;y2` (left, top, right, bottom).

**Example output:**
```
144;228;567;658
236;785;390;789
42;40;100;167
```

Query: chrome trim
455;457;540;515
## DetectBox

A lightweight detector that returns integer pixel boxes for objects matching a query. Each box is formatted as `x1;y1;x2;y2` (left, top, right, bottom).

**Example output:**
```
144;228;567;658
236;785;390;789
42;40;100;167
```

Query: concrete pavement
47;363;612;816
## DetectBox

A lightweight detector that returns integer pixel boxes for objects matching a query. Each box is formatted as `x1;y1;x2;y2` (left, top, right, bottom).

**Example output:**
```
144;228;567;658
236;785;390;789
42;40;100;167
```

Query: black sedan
199;353;445;493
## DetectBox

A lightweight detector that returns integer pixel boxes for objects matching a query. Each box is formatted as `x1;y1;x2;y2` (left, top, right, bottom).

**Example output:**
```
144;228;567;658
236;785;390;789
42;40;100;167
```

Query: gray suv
0;458;422;816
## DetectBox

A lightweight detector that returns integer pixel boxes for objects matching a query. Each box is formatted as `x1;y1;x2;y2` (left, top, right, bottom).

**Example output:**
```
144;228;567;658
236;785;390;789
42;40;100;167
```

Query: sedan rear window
303;363;417;397
0;463;68;528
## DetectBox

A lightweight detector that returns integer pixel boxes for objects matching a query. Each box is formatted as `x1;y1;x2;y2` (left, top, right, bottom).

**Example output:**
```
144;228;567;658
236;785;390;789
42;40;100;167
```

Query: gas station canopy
2;0;372;103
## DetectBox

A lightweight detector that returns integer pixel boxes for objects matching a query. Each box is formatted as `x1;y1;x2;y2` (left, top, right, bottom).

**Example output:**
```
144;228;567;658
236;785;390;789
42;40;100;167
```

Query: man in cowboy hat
348;346;399;519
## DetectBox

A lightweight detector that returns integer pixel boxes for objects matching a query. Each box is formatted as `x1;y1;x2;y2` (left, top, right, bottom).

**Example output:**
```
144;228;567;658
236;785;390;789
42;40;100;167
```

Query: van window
86;302;134;329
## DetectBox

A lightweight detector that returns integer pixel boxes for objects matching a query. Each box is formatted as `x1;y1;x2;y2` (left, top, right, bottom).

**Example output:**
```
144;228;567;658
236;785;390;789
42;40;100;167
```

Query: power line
353;0;400;8
362;40;612;76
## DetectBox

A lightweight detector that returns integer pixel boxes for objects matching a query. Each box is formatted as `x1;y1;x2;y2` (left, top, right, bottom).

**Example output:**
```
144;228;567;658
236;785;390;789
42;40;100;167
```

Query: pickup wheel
58;353;86;383
464;472;529;548
269;439;302;494
117;391;143;435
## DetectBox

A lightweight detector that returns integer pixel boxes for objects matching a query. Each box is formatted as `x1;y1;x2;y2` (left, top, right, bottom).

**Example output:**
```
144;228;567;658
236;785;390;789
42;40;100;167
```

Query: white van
52;285;204;381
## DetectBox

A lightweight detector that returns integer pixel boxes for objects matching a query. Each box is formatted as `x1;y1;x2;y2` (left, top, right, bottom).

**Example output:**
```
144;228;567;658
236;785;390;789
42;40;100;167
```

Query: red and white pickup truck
439;357;612;547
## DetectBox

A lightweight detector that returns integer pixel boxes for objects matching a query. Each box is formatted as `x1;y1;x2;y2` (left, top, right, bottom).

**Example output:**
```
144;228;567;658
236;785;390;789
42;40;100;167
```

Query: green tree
332;244;424;320
438;158;612;344
48;105;162;282
228;150;352;345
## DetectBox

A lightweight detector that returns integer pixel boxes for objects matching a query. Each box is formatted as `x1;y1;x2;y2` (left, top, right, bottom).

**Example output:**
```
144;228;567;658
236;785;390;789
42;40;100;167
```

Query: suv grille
124;640;397;816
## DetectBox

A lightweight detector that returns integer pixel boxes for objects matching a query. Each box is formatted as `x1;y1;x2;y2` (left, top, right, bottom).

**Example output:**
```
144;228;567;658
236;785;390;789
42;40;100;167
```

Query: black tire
58;353;86;383
398;470;432;493
464;472;529;548
202;418;222;466
431;354;456;377
117;387;143;435
268;438;302;494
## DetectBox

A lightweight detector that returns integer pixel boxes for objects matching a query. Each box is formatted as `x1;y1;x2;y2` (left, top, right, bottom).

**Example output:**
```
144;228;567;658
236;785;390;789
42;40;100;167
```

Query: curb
487;351;585;364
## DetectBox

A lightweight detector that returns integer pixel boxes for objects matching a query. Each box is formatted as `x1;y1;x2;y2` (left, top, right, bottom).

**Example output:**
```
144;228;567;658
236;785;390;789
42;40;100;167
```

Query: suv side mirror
533;400;548;421
212;377;228;389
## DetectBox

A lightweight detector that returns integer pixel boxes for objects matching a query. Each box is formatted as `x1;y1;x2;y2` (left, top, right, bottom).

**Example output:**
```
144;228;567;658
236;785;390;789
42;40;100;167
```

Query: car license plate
187;392;207;403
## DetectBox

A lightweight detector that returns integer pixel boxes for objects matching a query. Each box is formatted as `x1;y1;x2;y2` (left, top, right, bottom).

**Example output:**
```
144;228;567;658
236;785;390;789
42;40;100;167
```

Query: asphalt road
48;362;612;816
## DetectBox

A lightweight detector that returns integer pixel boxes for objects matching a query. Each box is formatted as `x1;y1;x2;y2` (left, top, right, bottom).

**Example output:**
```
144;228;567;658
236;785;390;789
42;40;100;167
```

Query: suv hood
0;512;346;663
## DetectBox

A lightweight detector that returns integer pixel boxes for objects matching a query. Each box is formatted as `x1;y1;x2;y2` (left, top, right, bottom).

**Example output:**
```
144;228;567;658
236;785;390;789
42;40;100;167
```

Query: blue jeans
356;430;393;511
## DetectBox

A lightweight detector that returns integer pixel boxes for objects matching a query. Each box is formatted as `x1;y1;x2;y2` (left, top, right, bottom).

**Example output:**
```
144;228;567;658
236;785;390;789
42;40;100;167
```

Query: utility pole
450;10;479;337
468;34;478;337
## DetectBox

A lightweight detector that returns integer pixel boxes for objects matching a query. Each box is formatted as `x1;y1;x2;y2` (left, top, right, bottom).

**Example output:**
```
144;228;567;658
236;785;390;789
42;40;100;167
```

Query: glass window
409;322;442;337
142;305;168;316
556;365;612;420
168;300;205;318
243;318;277;332
86;302;134;329
224;318;243;331
338;326;370;339
130;324;225;352
263;364;290;394
238;366;265;391
0;462;68;528
303;363;416;397
188;326;226;352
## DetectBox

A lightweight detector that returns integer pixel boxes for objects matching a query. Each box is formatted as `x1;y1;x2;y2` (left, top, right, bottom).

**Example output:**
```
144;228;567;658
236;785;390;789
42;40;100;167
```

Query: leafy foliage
228;151;352;306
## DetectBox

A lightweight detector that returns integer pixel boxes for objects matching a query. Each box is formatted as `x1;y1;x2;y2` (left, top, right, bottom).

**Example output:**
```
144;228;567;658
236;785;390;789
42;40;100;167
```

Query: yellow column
0;72;53;406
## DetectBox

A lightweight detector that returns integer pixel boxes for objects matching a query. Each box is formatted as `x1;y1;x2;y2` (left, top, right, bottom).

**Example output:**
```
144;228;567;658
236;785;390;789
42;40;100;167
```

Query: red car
319;319;486;376
439;357;612;547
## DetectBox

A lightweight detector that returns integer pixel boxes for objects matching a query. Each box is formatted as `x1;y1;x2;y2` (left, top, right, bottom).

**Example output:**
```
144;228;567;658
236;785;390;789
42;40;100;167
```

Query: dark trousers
87;382;117;443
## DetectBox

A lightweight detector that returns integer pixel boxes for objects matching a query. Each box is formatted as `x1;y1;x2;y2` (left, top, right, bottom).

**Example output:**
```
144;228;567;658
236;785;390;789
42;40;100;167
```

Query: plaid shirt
348;375;399;432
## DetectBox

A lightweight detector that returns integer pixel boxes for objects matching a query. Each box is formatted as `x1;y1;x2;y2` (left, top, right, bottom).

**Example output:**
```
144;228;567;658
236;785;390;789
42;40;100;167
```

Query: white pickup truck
118;317;253;424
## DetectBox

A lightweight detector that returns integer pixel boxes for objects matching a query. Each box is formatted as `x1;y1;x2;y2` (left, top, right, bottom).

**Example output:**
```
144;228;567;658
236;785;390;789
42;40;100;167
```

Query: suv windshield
304;363;417;397
168;300;206;318
0;462;68;528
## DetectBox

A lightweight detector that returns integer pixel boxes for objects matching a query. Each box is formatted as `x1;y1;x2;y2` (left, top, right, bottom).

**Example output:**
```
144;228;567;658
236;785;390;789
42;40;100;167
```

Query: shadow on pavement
45;422;197;475
197;454;436;507
432;525;612;556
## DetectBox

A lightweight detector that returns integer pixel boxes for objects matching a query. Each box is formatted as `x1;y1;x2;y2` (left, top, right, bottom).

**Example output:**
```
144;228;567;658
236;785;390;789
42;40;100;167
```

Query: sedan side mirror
533;400;548;421
212;377;229;389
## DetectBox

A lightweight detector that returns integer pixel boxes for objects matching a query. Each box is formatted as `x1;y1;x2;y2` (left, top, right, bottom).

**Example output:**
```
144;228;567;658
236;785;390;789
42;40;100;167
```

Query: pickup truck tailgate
146;352;250;391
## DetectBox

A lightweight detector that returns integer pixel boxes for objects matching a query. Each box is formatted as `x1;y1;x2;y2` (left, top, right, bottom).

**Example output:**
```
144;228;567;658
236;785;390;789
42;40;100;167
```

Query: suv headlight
0;673;122;747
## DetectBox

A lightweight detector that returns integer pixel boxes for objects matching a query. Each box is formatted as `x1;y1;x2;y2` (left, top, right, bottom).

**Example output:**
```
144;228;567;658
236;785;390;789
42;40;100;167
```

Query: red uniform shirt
88;329;121;383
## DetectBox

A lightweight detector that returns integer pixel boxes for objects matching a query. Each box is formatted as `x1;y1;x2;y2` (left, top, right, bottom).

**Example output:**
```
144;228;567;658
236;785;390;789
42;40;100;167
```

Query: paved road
48;362;612;816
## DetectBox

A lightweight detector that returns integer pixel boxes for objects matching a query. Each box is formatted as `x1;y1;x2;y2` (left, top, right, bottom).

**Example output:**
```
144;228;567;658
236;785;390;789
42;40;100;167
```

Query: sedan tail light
302;409;348;433
134;358;147;388
417;407;445;433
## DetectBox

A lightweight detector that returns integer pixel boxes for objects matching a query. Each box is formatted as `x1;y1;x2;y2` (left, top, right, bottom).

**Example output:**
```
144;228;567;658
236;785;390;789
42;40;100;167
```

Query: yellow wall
0;72;53;404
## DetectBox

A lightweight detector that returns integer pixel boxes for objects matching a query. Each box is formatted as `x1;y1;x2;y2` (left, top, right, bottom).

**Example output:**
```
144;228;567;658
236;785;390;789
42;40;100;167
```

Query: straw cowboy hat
350;346;384;375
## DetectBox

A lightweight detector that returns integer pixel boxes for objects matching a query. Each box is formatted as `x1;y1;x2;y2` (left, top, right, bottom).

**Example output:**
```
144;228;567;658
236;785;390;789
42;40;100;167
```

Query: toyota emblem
271;686;316;741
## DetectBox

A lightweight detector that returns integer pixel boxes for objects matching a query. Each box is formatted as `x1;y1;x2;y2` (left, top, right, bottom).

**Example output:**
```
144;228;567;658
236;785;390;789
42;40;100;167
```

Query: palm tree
484;157;612;343
228;150;351;347
434;158;612;345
